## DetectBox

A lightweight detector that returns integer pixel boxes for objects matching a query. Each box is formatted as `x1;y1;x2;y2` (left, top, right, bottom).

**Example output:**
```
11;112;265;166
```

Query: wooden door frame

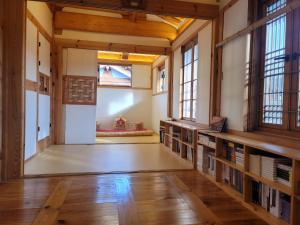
1;0;26;180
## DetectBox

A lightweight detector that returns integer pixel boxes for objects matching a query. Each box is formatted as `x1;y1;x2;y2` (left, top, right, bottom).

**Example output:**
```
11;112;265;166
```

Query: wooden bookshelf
160;120;199;168
197;130;300;225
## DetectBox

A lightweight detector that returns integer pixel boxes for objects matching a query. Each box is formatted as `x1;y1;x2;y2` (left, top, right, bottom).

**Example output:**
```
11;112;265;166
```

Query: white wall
152;56;169;133
196;23;212;125
97;64;153;129
64;48;98;144
97;89;152;129
220;0;249;131
27;1;53;36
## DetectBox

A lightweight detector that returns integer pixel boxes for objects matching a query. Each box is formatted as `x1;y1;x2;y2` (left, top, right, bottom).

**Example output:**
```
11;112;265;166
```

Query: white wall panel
38;94;50;140
38;33;51;76
26;19;38;81
152;93;168;133
196;23;212;125
64;48;97;144
96;89;152;129
132;64;152;88
66;48;98;76
25;91;37;160
65;105;96;144
220;0;249;131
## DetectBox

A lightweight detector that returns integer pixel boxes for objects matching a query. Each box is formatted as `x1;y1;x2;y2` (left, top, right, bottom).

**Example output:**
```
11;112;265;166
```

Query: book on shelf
276;163;292;187
159;127;165;143
222;164;243;193
197;145;208;172
173;140;181;154
184;130;193;144
249;154;261;176
207;152;215;176
187;146;193;161
251;180;291;223
198;134;216;149
261;156;291;181
222;142;244;167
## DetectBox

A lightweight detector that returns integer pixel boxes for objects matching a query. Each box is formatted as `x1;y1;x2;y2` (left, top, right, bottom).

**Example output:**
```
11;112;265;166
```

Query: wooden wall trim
98;59;153;66
25;80;38;92
0;0;3;181
27;9;52;43
2;0;26;180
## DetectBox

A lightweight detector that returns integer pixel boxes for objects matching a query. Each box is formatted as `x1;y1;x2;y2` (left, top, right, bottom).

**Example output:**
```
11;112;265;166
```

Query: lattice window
63;75;97;105
180;40;198;120
261;0;286;125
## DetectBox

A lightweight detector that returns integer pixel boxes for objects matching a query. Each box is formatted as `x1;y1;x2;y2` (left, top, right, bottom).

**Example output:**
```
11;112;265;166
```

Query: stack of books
251;180;291;223
199;134;216;149
249;154;261;176
159;127;165;143
207;152;215;176
222;142;244;167
235;146;244;167
172;140;181;154
276;163;292;187
222;164;243;193
261;156;291;181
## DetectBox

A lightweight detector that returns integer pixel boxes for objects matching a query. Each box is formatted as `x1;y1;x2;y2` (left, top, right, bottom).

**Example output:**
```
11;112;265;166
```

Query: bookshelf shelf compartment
245;172;292;196
216;157;245;173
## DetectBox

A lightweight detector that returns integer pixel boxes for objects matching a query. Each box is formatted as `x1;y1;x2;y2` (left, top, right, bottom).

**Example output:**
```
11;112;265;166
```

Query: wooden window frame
180;37;198;121
98;62;133;88
156;63;167;94
249;0;300;137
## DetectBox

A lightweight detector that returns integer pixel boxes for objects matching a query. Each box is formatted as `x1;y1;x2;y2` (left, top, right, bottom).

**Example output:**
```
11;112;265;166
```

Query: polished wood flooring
0;171;268;225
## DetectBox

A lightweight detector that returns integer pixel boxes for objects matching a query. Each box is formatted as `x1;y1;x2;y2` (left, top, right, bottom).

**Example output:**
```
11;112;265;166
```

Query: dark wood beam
54;38;171;55
54;11;177;40
32;0;219;19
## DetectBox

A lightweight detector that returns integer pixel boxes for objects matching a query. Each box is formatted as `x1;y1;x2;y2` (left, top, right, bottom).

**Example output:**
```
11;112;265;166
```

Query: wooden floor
0;171;268;225
24;144;192;175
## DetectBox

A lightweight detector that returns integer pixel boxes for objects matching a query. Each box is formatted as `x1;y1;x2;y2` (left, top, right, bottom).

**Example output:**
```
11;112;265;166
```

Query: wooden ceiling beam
32;0;219;19
159;16;181;28
54;38;172;55
54;11;177;40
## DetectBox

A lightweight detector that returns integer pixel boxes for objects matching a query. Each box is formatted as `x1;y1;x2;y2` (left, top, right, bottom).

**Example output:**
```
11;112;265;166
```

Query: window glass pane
262;0;286;125
193;81;197;100
193;60;198;80
194;44;198;60
192;100;196;119
184;64;192;83
184;48;192;65
183;82;191;100
183;101;191;118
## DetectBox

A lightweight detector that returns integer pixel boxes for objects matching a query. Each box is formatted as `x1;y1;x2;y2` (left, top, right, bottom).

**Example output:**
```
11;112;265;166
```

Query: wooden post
0;0;3;180
2;0;26;180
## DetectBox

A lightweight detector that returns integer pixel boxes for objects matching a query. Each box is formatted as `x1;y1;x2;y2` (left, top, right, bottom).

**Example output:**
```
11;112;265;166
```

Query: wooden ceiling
31;0;219;42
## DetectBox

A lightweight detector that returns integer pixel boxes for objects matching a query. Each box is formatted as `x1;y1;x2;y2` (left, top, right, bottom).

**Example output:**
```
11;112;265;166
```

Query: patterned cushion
113;117;127;130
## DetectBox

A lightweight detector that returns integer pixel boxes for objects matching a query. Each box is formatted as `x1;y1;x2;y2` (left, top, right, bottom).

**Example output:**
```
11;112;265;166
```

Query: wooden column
0;0;3;179
2;0;26;179
53;46;64;144
167;52;174;118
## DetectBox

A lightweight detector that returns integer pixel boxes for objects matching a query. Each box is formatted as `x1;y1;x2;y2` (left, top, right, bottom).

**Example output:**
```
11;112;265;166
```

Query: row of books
251;180;291;223
222;142;244;167
249;154;292;186
222;164;244;193
186;146;193;161
198;134;216;149
172;140;181;154
184;130;194;144
197;146;215;176
159;127;165;143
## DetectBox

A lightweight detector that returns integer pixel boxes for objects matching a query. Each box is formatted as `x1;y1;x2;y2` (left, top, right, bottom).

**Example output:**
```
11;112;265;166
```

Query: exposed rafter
54;11;178;40
32;0;219;19
54;38;172;55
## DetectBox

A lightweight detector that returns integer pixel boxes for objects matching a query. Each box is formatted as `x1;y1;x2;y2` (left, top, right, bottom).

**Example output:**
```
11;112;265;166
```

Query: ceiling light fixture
122;0;146;9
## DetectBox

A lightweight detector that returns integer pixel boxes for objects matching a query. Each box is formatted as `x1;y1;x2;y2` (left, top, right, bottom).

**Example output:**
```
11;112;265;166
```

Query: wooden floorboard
0;171;269;225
